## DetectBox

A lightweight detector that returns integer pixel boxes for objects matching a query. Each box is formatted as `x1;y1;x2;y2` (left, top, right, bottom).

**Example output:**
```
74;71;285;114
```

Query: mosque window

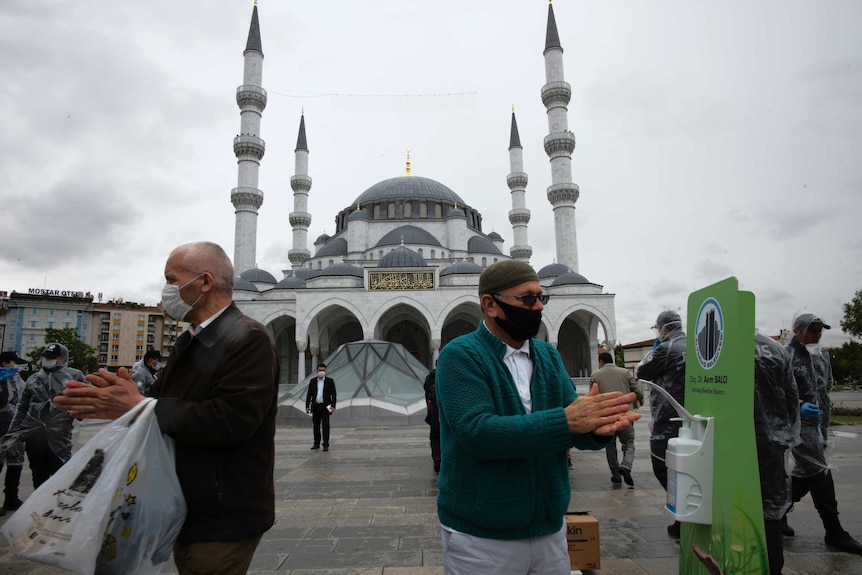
431;250;436;259
434;204;442;218
379;250;383;259
329;260;334;265
388;203;396;218
420;203;427;218
482;257;487;266
404;202;412;218
418;248;423;256
374;204;381;219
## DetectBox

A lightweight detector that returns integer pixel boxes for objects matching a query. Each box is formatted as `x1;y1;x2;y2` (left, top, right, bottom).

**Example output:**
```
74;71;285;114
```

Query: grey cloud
2;179;137;267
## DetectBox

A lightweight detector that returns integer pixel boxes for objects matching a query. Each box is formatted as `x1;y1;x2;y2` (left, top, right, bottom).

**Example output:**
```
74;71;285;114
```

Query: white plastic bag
1;398;187;575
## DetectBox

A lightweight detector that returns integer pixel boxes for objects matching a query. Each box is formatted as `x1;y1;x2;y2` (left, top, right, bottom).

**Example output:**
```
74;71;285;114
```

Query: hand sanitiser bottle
665;417;714;524
640;380;715;526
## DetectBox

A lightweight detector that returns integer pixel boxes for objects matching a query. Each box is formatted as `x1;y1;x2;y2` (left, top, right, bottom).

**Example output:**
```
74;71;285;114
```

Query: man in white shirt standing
306;363;337;451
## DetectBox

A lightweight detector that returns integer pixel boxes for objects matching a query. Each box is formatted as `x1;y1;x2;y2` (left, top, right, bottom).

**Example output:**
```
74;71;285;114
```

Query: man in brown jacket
54;242;278;575
590;352;643;486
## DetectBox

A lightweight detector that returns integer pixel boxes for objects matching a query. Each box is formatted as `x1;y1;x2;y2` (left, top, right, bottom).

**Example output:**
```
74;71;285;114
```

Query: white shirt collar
190;304;230;336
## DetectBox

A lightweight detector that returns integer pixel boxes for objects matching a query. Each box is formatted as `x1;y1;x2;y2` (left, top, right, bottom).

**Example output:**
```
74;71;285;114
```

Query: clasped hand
52;367;147;420
565;383;641;435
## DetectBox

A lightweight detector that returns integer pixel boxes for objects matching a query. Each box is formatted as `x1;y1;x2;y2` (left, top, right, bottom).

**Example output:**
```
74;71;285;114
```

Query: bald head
170;242;235;294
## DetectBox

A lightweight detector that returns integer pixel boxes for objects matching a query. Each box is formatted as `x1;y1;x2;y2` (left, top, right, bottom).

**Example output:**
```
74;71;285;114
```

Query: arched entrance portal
441;303;482;350
269;315;298;386
309;305;363;373
376;304;432;367
558;315;592;378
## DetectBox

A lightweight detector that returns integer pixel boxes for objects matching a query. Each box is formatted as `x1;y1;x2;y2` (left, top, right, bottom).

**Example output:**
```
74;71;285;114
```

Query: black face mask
492;297;542;342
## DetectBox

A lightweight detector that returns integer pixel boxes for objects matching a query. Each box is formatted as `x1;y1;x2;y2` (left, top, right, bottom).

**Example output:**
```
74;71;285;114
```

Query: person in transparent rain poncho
753;332;801;575
783;313;862;555
1;343;86;489
635;309;686;538
0;350;28;514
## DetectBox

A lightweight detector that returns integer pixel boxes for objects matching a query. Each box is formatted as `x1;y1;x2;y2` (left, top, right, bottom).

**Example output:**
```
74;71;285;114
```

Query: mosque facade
229;4;617;388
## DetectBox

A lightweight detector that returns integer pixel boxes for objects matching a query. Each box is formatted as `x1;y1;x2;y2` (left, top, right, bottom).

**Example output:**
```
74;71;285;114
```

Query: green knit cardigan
436;323;608;540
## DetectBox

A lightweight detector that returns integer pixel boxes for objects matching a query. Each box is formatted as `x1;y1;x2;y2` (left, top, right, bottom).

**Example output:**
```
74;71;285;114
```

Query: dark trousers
1;463;22;504
173;534;262;575
25;429;64;488
311;403;331;447
428;422;440;462
792;469;844;535
764;519;784;575
650;438;670;491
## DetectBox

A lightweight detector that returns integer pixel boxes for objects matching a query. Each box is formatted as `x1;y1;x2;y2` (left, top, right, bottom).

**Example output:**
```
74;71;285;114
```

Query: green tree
614;344;626;368
841;289;862;340
27;327;98;374
830;341;862;387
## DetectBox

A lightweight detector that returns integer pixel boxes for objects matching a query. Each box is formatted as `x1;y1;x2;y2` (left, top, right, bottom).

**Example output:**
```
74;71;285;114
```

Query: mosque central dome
352;176;465;206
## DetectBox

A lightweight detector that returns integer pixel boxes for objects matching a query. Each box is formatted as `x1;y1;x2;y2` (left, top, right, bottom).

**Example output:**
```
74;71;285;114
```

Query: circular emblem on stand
695;297;724;370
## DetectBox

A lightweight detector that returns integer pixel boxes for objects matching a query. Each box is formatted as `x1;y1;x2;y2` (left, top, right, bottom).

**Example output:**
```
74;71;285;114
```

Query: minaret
231;3;266;274
288;110;312;269
542;1;580;271
507;108;532;262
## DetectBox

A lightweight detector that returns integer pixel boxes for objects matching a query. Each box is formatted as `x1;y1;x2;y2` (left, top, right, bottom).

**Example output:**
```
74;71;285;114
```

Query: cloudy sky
1;0;860;347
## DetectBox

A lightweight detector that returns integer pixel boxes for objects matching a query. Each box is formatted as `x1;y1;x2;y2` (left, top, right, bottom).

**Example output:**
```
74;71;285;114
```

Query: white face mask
160;274;204;321
805;344;823;357
42;359;59;370
153;362;162;372
318;371;326;379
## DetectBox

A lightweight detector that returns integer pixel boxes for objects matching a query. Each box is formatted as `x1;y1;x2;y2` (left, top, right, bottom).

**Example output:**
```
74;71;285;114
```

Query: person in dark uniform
424;368;441;472
306;363;337;451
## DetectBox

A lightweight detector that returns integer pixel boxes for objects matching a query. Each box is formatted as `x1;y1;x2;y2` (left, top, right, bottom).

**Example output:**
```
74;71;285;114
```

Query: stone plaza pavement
1;392;861;574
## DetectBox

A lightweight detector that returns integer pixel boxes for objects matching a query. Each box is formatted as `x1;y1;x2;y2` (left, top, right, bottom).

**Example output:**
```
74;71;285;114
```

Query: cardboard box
566;512;601;570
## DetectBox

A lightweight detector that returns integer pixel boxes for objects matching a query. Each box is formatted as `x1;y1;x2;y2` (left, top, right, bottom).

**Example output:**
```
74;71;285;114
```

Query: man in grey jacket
590;352;643;486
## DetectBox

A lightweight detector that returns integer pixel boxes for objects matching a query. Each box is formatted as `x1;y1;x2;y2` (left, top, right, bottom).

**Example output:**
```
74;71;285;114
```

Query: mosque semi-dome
551;271;594;286
293;267;321;280
376;225;442;248
352;176;465;206
538;263;572;279
439;260;483;276
378;246;428;268
316;262;364;278
273;276;306;289
467;236;502;255
314;232;331;244
234;277;259;292
487;231;503;241
240;268;277;284
315;237;348;257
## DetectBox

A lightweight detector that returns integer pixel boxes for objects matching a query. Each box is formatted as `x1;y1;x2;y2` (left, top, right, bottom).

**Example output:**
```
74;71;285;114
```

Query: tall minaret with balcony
288;111;312;269
231;3;266;274
507;108;532;262
542;1;580;271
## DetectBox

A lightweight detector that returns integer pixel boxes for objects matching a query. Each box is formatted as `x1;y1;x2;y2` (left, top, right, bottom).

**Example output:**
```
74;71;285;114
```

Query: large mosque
228;4;617;400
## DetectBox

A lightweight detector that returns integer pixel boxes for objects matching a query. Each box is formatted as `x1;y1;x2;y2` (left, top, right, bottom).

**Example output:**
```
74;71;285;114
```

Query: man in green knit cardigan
436;260;640;574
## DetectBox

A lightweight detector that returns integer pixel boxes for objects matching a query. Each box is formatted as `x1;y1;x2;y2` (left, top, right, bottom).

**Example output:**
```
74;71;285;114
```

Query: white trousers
441;524;570;575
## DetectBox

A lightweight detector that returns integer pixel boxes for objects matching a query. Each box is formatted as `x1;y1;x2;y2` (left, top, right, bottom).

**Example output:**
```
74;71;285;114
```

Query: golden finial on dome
512;104;515;113
405;149;412;176
301;106;304;116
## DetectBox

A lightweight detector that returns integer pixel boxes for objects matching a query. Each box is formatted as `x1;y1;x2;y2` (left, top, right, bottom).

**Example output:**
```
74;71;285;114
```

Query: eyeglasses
493;293;550;306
